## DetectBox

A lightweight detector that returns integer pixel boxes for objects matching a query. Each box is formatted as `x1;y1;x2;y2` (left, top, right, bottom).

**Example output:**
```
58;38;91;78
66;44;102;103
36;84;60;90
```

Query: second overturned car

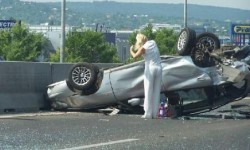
47;28;250;115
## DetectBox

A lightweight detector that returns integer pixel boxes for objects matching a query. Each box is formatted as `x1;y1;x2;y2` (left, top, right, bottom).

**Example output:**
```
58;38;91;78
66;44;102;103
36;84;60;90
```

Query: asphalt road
0;108;250;150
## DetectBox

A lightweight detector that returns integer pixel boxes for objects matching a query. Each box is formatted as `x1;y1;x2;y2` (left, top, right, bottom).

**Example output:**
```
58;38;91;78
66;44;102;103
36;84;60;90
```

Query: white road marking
61;138;140;150
0;112;77;119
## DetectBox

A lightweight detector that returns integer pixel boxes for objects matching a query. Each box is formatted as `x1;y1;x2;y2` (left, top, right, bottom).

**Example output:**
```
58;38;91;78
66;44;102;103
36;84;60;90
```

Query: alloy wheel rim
177;31;188;51
72;66;91;85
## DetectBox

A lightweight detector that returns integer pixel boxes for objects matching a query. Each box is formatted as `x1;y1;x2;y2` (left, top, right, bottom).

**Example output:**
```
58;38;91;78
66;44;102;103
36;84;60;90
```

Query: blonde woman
130;33;162;119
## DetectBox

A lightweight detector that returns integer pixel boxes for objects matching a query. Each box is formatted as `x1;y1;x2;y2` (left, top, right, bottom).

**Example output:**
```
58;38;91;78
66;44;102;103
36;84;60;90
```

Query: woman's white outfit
142;40;162;119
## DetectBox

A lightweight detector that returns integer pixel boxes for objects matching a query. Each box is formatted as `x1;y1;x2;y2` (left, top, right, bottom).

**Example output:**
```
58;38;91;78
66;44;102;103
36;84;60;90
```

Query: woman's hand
130;45;134;52
130;45;144;59
130;45;135;57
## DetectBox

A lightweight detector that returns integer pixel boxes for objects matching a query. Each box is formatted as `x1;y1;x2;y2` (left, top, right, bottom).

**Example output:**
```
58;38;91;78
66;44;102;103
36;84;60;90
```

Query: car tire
176;27;196;56
195;32;220;53
191;32;220;67
68;62;99;91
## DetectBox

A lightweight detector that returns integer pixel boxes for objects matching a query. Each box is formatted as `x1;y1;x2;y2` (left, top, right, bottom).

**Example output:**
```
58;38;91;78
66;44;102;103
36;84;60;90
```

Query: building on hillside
188;26;206;35
112;30;134;63
219;36;231;46
28;25;70;51
140;23;182;33
28;25;134;62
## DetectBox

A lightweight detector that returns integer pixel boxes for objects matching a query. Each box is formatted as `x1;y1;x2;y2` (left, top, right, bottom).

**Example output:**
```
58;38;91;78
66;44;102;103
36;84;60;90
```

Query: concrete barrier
0;61;51;113
0;61;122;113
51;63;74;83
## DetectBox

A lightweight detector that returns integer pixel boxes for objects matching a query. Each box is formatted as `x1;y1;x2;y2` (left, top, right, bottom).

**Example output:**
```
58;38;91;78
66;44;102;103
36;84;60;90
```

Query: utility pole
184;0;187;28
60;0;66;63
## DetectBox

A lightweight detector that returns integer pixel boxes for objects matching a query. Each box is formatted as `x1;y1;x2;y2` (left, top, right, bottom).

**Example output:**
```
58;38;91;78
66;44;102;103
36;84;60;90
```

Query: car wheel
191;32;220;67
68;62;99;91
176;27;196;56
195;32;220;53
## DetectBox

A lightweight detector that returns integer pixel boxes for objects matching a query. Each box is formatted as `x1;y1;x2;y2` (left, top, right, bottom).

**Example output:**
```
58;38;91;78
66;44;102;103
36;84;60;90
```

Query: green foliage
128;32;137;46
155;28;178;55
127;24;178;63
49;48;61;62
141;24;156;40
0;24;48;61
50;30;120;63
128;24;156;45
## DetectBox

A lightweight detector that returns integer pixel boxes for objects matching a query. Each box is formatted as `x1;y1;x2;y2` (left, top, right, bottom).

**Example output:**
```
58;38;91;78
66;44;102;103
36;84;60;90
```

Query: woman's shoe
141;114;152;119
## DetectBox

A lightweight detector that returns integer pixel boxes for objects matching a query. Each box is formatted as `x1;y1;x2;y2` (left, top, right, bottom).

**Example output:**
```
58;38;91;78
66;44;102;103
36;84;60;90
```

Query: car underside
47;27;250;117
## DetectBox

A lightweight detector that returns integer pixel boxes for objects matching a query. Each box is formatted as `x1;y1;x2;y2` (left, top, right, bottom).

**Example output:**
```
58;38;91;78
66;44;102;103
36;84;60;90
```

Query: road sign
0;20;16;28
231;24;250;34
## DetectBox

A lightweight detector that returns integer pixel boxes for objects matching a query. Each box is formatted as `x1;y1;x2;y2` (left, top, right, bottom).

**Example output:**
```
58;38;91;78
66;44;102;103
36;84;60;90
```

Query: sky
21;0;250;10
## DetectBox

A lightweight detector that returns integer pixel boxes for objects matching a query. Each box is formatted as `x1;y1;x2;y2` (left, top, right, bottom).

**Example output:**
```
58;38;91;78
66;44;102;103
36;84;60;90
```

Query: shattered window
178;89;207;105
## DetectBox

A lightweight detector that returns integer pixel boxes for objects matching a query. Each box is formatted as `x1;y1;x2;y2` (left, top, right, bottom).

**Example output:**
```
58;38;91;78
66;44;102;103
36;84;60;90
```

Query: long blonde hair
134;33;148;50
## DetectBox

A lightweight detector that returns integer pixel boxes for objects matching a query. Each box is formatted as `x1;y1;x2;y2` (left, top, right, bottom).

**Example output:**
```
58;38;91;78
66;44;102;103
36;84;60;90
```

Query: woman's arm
130;46;145;58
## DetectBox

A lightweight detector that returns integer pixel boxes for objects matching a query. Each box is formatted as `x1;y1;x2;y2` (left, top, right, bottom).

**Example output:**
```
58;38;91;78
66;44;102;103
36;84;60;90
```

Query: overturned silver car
47;28;250;115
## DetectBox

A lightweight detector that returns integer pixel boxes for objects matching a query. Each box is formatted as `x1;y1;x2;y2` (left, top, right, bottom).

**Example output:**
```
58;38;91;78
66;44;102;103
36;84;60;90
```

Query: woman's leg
152;66;162;118
143;66;153;118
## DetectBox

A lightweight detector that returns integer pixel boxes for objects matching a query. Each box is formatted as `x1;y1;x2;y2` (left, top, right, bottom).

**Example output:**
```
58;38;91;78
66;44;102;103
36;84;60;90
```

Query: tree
155;28;178;55
127;24;178;63
128;24;156;46
0;24;48;61
50;30;120;63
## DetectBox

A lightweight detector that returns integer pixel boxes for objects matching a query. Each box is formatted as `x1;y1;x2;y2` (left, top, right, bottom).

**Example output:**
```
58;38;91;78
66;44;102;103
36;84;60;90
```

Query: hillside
0;0;249;29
